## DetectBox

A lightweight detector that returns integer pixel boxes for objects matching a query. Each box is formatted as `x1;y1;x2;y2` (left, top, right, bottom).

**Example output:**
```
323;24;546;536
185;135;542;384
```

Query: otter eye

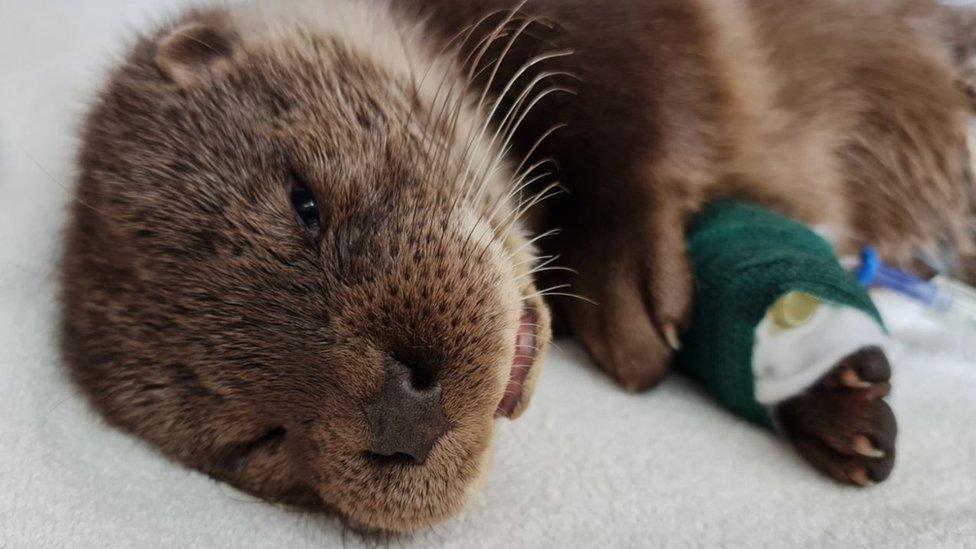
288;170;321;233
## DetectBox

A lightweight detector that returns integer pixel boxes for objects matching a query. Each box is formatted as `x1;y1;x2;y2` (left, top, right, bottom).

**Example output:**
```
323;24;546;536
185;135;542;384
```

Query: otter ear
155;22;235;87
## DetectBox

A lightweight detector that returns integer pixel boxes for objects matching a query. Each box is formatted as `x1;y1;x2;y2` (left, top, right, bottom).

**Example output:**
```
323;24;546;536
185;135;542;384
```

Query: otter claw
839;368;872;388
848;468;874;486
852;435;885;458
661;323;682;351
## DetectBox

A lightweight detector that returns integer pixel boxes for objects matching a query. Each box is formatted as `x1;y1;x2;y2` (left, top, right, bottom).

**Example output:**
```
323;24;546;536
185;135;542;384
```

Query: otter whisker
454;28;554;208
526;282;571;294
438;14;532;220
467;14;559;134
515;265;576;282
479;169;553;237
470;156;555;235
449;18;526;156
511;123;566;178
522;252;561;272
390;23;424;132
503;227;562;264
464;58;574;205
484;158;559;225
411;7;514;148
462;6;526;83
512;184;565;222
473;17;539;122
487;84;577;178
512;253;555;270
454;14;542;207
492;182;565;242
439;11;537;180
423;70;468;178
20;146;119;222
486;66;575;143
467;86;573;217
501;158;557;206
475;60;576;182
525;290;598;306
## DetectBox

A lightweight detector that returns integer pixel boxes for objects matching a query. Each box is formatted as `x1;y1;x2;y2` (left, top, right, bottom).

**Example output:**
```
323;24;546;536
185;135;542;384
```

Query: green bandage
675;201;884;427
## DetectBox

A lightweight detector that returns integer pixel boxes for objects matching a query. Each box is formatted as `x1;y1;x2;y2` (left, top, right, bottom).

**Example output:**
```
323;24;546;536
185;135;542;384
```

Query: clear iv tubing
855;246;976;331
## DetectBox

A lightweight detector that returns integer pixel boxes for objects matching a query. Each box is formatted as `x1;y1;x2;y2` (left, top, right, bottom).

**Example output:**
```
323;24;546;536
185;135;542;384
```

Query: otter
61;0;976;534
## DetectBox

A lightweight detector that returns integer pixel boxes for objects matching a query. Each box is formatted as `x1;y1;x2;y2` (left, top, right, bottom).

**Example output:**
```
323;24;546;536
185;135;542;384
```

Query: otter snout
364;358;449;464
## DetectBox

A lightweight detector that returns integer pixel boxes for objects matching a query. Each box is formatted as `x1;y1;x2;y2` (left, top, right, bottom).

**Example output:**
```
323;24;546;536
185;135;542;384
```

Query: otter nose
364;358;449;464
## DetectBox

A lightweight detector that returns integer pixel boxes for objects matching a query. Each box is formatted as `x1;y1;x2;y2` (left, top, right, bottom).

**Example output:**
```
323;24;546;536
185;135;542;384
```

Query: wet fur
61;0;976;534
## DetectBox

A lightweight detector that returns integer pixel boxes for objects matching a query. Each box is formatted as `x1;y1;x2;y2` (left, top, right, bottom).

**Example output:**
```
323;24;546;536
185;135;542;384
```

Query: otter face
61;5;550;533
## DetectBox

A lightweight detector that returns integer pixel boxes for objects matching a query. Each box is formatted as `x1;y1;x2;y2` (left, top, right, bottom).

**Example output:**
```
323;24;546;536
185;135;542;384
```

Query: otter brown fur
400;0;976;487
61;0;976;534
62;2;552;531
403;0;976;385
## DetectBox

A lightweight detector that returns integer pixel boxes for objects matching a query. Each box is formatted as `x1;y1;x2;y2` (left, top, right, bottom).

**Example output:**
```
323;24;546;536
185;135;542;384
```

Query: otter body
401;0;976;489
403;0;975;385
61;0;976;533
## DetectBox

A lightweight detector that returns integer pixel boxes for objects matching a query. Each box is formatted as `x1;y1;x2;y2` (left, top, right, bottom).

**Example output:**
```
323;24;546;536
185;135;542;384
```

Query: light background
1;1;975;546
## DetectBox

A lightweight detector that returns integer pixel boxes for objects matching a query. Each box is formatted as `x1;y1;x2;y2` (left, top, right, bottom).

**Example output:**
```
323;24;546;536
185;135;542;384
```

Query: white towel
2;1;975;546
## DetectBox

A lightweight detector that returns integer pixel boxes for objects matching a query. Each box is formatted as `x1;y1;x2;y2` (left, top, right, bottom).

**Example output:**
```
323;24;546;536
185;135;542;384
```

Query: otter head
61;2;551;533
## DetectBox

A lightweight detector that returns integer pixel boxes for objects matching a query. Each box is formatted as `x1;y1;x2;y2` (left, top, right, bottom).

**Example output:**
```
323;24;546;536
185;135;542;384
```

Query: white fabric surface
2;1;976;546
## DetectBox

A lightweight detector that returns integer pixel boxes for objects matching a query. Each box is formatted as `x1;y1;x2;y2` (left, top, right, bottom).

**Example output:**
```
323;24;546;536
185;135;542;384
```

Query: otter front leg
557;199;694;391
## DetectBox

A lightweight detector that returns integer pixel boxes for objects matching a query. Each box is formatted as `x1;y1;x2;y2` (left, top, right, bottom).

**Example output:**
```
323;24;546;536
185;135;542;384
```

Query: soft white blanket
2;1;975;546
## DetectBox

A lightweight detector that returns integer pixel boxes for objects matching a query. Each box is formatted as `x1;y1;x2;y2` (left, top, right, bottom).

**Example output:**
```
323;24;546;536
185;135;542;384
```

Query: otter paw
556;207;693;392
561;245;692;392
569;270;675;392
776;346;897;486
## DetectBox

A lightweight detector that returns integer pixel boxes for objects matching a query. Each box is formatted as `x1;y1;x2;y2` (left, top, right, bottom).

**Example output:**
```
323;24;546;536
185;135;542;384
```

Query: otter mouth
495;307;538;418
